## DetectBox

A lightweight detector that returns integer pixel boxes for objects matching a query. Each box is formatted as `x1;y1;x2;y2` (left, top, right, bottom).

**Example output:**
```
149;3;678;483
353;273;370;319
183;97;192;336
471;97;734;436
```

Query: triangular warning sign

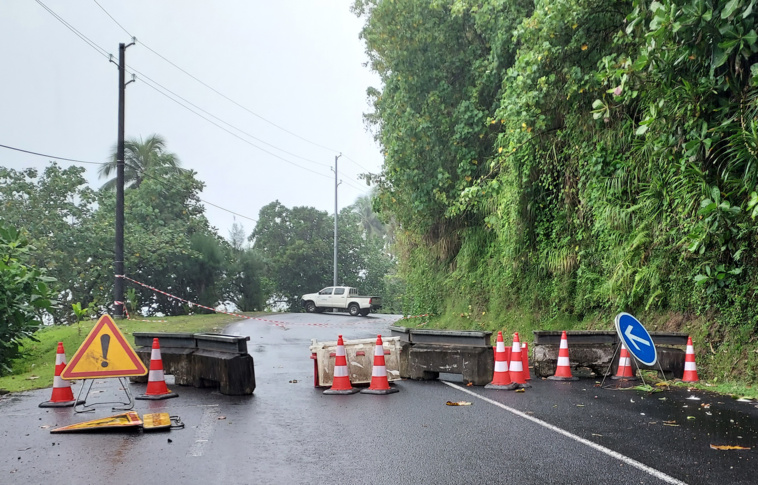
61;314;148;379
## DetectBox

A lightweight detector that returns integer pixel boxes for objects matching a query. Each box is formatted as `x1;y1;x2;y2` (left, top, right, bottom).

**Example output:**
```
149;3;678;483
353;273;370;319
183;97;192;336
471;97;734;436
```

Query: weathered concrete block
533;344;613;378
408;344;493;386
190;349;255;395
532;343;685;379
132;332;256;395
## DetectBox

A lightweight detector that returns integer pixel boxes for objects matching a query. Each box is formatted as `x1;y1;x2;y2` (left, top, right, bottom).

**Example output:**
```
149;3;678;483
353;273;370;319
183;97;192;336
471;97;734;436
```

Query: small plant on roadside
126;287;139;316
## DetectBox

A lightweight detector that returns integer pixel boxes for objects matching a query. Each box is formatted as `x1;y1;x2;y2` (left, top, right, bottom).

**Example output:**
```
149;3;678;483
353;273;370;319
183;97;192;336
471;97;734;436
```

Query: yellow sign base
142;412;172;431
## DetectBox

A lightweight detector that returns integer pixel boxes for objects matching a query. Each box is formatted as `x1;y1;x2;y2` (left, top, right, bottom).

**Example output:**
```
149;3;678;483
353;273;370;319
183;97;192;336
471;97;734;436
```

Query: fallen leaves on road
217;416;226;420
663;421;679;427
446;401;472;406
686;395;701;401
516;388;526;393
288;379;298;383
710;444;751;450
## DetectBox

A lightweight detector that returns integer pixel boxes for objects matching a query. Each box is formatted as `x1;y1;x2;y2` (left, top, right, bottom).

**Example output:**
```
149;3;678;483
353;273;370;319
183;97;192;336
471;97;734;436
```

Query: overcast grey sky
0;0;382;239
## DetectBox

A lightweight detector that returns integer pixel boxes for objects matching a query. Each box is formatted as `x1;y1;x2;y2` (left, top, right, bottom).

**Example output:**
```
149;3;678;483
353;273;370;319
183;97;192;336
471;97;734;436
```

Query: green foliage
0;221;54;374
250;200;396;311
99;134;183;190
1;139;263;320
356;0;758;382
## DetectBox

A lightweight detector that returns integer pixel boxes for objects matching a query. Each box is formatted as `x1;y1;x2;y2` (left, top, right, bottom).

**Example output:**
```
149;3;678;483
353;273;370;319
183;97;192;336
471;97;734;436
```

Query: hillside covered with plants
354;0;758;384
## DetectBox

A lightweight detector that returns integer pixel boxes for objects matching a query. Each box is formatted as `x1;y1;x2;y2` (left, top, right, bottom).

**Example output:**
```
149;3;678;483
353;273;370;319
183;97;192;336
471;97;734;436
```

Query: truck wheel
305;301;317;313
348;304;360;316
359;308;370;317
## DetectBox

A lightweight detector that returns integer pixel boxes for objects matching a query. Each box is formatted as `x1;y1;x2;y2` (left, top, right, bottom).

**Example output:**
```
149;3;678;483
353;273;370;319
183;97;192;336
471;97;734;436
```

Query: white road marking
442;381;687;485
187;405;218;457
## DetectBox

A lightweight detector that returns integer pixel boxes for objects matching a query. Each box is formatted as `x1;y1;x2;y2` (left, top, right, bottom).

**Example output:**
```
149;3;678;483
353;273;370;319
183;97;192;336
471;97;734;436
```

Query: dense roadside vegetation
355;0;758;386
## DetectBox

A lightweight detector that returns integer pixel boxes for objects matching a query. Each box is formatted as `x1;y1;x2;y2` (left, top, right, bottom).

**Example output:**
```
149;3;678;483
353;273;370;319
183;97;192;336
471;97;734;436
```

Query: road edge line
442;381;688;485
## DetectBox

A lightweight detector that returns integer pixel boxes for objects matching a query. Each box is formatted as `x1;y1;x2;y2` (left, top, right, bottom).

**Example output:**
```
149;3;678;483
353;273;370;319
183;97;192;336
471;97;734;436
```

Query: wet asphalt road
1;312;756;484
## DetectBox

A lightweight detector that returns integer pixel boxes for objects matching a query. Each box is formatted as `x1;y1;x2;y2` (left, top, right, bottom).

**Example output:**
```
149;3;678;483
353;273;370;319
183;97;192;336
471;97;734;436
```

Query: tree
0;164;97;323
224;248;265;312
250;201;396;311
0;221;54;374
353;193;386;240
251;201;333;309
99;134;182;190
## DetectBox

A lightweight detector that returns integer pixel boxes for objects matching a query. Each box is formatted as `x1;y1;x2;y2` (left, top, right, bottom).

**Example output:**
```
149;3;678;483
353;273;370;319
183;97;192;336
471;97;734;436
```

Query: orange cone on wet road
486;331;518;390
136;338;178;400
39;342;81;408
548;331;578;381
611;344;638;381
324;335;359;395
682;336;699;383
361;335;399;395
509;333;530;388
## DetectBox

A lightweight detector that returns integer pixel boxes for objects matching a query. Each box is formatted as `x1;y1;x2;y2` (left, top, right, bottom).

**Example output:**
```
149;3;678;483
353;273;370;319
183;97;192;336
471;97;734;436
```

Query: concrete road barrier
131;332;255;395
390;327;494;386
532;330;687;378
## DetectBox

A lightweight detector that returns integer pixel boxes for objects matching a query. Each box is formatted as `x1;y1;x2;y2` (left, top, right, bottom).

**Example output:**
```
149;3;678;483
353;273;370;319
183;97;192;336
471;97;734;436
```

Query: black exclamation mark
101;334;110;367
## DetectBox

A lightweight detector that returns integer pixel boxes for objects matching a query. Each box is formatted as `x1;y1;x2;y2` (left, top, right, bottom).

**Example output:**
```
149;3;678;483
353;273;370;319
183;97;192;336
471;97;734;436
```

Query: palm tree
99;134;182;190
352;193;386;240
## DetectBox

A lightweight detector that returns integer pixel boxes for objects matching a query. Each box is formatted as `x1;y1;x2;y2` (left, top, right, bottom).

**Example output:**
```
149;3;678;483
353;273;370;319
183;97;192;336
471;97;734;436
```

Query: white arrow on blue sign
614;312;657;366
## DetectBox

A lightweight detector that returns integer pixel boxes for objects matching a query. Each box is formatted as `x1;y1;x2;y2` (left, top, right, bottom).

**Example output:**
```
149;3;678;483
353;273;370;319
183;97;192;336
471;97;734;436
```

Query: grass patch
0;313;261;393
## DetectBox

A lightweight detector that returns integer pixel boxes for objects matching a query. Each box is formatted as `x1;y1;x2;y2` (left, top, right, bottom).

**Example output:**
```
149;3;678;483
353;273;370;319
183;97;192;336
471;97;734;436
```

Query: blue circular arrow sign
614;312;657;366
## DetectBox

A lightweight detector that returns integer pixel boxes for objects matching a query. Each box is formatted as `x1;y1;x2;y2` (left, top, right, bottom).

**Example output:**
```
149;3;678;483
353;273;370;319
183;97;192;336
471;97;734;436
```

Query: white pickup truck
301;286;382;316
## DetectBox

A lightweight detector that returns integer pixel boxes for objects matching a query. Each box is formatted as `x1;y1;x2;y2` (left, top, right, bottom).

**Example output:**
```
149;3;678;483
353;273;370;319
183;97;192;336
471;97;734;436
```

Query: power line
127;67;331;169
0;142;259;223
135;76;332;179
90;0;379;175
92;0;131;38
0;143;103;166
33;2;373;199
35;0;110;59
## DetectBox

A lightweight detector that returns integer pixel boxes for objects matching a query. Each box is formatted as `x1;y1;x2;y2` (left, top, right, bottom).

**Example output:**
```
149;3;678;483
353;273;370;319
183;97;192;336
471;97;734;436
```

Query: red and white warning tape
114;275;351;329
115;274;408;330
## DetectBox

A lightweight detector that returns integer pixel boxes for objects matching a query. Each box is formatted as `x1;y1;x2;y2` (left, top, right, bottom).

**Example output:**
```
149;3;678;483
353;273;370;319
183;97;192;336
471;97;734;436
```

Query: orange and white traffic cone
611;344;638;380
548;331;578;381
509;333;531;388
136;338;178;400
522;342;531;381
39;342;82;408
486;331;518;390
682;336;699;383
361;335;399;395
324;335;359;395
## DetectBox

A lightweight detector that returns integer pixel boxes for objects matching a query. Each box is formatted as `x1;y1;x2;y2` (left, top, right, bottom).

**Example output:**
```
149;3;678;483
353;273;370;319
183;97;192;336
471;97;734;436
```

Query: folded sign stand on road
50;411;143;433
